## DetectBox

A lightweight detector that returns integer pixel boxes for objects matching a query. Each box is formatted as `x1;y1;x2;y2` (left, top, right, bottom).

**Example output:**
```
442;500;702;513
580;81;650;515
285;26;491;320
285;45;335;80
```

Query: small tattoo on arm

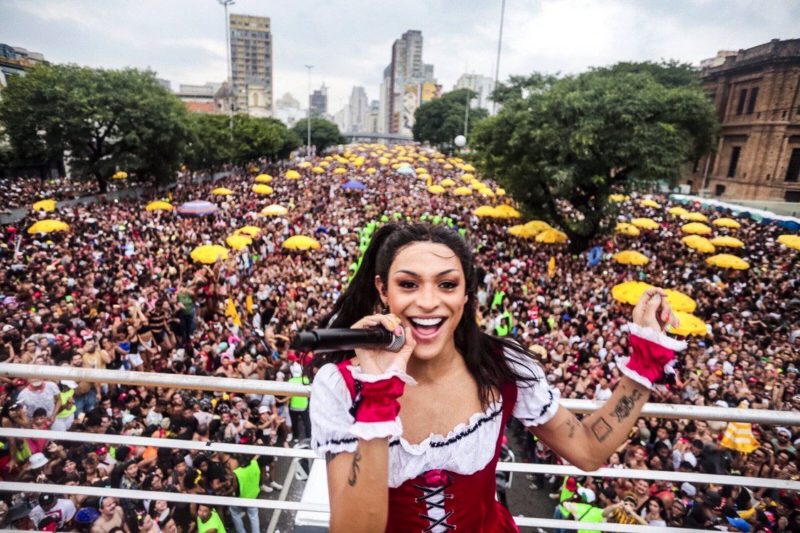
611;388;643;423
325;452;340;464
591;418;613;442
566;417;579;439
347;450;362;486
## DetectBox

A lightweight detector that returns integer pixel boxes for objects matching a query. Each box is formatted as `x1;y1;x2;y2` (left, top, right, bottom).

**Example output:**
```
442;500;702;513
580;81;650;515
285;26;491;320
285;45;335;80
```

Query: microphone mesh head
386;329;405;352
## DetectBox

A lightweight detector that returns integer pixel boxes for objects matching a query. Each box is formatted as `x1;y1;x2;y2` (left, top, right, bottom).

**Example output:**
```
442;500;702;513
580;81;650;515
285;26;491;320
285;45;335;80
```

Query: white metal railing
4;363;799;425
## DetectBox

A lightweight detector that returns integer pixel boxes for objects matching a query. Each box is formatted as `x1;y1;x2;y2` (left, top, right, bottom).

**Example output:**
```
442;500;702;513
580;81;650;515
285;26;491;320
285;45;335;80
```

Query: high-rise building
684;39;800;202
310;84;328;117
366;100;381;133
383;30;438;136
454;73;495;112
274;93;304;128
229;14;273;117
348;86;369;132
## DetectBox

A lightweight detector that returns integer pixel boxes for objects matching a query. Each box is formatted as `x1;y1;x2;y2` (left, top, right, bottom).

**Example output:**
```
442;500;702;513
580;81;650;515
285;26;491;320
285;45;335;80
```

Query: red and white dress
310;349;560;532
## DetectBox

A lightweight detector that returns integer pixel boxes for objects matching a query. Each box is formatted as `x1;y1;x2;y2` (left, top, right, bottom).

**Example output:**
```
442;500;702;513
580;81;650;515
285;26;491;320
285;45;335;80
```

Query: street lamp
305;64;313;156
218;0;235;138
492;0;506;115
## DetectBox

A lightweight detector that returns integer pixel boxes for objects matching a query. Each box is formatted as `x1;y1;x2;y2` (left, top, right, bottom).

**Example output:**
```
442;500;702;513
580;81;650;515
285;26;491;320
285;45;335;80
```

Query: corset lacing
414;470;455;532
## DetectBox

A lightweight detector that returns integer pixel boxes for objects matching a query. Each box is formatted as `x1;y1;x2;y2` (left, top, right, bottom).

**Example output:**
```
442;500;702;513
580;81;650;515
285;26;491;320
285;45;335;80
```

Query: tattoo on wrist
347;450;362;486
611;388;643;423
591;418;613;442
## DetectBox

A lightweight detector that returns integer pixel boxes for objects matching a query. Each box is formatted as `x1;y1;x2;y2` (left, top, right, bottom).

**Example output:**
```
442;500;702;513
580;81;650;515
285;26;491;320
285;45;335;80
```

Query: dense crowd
0;144;799;532
0;175;111;211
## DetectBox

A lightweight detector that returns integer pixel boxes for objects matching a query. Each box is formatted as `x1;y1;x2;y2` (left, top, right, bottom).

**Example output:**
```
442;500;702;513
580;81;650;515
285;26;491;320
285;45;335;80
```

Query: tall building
229;14;273;117
175;82;222;114
454;73;495;112
310;84;328;117
382;30;438;136
685;39;800;202
0;43;44;89
366;100;381;133
274;92;304;128
348;86;369;132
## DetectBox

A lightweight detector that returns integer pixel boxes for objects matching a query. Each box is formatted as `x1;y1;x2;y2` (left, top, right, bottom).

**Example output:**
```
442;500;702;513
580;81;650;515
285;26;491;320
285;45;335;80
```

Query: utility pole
464;90;471;138
219;0;235;138
492;0;506;115
305;64;314;156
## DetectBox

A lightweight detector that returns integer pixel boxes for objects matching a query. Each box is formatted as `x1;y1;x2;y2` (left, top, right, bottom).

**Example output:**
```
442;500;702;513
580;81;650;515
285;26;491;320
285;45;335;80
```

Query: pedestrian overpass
341;131;414;145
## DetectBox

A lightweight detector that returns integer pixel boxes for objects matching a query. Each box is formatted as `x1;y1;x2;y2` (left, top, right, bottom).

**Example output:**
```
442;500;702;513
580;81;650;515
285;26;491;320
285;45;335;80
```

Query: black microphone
290;327;406;353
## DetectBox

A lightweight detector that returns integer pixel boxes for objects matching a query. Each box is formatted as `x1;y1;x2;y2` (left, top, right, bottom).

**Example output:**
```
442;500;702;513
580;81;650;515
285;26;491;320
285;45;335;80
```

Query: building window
715;184;726;196
746;87;759;115
728;147;741;178
785;149;800;182
736;89;748;116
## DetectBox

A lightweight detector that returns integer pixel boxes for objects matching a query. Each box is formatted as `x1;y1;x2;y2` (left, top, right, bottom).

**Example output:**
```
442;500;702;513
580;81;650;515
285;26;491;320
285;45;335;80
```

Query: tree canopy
412;89;489;149
292;118;344;154
0;64;191;191
473;62;718;251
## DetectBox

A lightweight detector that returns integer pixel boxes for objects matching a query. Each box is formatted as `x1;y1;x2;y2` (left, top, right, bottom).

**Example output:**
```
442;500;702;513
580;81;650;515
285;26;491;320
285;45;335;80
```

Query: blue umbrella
342;180;367;191
177;200;219;216
396;165;415;175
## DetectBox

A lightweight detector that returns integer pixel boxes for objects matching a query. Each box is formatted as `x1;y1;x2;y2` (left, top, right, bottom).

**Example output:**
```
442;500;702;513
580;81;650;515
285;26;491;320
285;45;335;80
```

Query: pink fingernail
395;325;403;335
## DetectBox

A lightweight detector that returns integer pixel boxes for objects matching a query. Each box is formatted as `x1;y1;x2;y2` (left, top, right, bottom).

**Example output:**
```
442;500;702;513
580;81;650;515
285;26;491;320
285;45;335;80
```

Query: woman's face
648;499;660;513
378;242;468;361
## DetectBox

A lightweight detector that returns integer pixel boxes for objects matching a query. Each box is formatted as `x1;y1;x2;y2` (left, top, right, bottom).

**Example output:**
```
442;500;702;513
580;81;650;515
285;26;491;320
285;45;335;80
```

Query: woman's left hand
632;288;679;332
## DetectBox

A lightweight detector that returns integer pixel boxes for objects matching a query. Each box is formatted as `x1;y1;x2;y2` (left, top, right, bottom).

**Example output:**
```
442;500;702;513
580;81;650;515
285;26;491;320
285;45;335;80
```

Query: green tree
184;114;233;170
0;64;191;192
473;63;718;252
412;89;489;149
231;115;300;164
292;118;344;153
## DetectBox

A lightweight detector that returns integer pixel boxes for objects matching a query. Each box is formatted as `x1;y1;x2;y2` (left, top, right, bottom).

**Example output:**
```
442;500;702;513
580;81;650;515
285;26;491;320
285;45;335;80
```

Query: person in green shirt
230;455;261;533
288;363;311;440
197;504;226;533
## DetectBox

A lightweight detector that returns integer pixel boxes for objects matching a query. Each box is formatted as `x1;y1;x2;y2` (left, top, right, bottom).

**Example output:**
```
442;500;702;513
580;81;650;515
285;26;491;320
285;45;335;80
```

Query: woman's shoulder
500;340;547;381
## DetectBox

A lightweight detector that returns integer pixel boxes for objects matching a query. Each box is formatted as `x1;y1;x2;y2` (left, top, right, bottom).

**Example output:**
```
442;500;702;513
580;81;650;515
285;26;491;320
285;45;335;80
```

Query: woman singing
310;224;683;532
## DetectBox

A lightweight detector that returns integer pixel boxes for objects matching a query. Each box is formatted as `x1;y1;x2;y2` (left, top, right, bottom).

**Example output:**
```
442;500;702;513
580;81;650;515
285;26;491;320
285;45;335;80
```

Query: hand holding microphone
350;313;416;376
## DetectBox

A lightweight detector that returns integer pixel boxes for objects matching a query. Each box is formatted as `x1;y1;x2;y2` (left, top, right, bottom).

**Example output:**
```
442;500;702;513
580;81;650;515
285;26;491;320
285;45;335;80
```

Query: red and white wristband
346;366;416;441
616;323;686;390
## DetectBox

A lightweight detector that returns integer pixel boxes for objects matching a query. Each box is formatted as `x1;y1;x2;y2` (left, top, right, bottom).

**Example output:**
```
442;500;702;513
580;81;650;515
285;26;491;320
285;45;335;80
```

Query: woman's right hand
351;313;416;376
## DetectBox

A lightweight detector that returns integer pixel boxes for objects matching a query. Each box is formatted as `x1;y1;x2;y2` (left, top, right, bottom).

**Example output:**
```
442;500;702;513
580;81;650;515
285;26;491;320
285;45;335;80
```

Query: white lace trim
351;419;404;441
624;322;687;351
346;365;418;385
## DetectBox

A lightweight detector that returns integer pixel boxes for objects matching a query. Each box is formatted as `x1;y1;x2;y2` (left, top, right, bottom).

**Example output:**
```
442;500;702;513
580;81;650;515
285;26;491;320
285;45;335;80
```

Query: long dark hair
314;223;539;408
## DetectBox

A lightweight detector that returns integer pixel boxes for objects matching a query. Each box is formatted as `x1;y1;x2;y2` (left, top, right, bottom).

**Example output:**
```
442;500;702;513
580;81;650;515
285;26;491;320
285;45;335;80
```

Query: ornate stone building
686;39;800;202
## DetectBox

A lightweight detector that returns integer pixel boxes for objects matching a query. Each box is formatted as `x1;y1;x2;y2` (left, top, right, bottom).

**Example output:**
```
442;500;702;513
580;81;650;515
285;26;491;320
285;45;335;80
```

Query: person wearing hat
29;493;76;531
15;379;61;423
561;488;604;533
4;501;34;530
772;427;796;454
287;362;311;441
603;493;647;525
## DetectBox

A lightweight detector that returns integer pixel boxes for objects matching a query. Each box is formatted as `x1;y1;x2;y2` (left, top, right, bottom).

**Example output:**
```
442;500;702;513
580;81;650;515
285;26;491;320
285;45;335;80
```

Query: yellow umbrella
710;236;745;249
462;164;475;172
440;178;456;187
668;311;708;337
333;168;347;175
211;187;233;196
507;225;536;238
777;234;800;251
478;189;496;197
311;166;325;174
712;217;740;229
112;171;128;180
366;168;377;175
668;206;690;217
615;223;641;237
190;244;228;264
663;289;697;313
453;186;472;196
535;229;568;244
443;163;454;170
285;170;301;179
613;250;650;266
461;173;475;182
252;184;274;195
496;188;506;196
226;234;252;250
682;212;709;222
609;194;629;203
320;161;331;168
27;219;70;234
494;205;521;219
297;161;312;169
681;235;716;254
681;222;712;235
32;199;57;213
640;199;661;209
631;218;659;230
378;157;390;165
415;167;428;174
260;204;288;216
236;226;261;237
255;174;273;183
524;220;552;235
145;200;173;212
474;206;497;218
721;422;759;453
611;281;654;305
706;254;750;270
282;235;320;251
427;185;446;194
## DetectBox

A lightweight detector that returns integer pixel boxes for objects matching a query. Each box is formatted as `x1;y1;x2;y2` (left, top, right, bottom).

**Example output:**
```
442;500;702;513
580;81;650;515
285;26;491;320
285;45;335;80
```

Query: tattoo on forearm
611;388;643;423
566;417;579;439
591;418;613;442
325;452;340;464
347;450;362;486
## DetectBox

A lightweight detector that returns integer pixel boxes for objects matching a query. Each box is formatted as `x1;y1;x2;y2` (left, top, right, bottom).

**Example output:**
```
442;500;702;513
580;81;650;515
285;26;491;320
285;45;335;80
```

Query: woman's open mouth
408;317;446;341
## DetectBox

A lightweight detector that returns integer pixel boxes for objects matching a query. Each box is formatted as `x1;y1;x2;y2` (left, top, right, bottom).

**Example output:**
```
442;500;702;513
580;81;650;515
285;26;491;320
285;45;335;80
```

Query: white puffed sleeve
310;363;359;456
505;347;561;427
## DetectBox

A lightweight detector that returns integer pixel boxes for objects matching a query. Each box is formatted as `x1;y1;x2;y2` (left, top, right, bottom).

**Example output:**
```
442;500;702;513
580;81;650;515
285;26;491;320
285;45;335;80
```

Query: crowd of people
0;143;798;532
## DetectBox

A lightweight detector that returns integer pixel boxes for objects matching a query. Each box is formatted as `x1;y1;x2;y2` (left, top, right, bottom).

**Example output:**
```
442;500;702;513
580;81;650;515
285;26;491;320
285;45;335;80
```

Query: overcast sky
2;0;798;113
